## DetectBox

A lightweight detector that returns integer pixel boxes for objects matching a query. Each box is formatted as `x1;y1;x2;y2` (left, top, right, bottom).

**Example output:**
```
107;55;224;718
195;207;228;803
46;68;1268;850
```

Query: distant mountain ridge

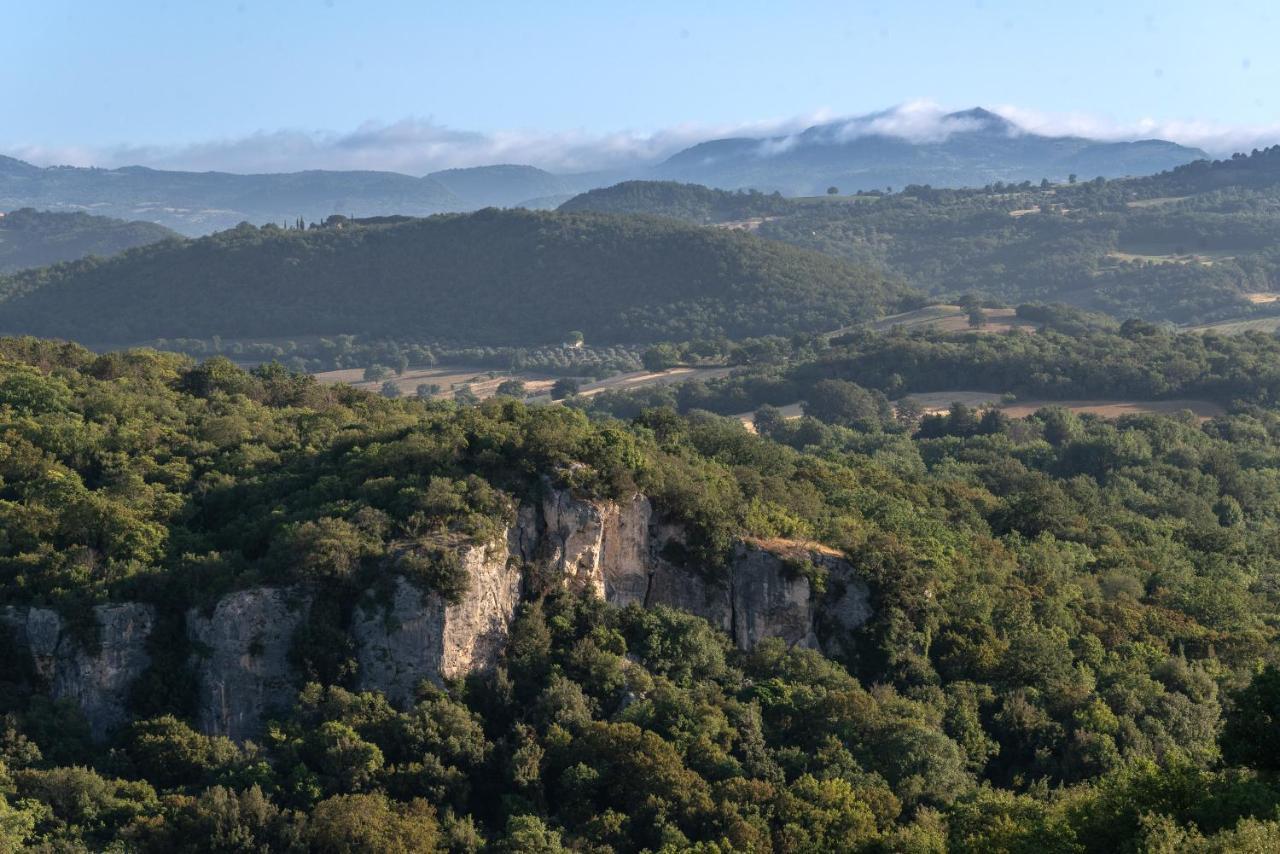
652;107;1209;195
0;107;1211;232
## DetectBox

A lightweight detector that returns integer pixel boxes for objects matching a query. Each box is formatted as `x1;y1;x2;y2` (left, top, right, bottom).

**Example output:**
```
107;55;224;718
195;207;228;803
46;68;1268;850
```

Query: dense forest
561;147;1280;325
0;209;907;347
4;338;1280;850
0;208;177;274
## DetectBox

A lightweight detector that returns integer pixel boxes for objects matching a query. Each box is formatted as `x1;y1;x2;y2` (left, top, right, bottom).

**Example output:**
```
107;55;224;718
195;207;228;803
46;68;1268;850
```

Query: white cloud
990;105;1280;155
4;103;1278;174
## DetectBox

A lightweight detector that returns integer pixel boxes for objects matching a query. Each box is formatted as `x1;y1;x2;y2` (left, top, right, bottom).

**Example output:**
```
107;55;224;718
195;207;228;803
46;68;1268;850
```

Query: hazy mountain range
2;108;1208;234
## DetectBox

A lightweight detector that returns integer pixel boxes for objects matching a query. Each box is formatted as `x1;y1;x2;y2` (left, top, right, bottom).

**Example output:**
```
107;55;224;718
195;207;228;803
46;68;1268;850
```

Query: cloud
990;105;1280;155
2;113;835;176
5;103;1279;175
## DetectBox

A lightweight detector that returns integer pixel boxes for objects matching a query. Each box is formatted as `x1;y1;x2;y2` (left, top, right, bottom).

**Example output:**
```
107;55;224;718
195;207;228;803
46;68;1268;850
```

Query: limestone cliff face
0;603;154;740
535;488;871;653
354;538;522;707
6;486;874;741
187;588;310;741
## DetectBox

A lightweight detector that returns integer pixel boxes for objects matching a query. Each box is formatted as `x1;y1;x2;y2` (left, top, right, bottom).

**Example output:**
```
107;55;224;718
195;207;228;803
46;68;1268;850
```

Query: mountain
426;164;604;209
0;209;907;345
654;107;1208;194
0;162;467;235
0;108;1212;235
0;207;178;273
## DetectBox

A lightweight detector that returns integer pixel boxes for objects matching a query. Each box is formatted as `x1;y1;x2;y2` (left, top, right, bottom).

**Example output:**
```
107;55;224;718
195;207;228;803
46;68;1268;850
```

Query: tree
565;330;584;348
1221;665;1280;770
1068;173;1078;184
496;379;527;398
416;383;441;399
826;186;840;196
802;379;891;431
363;364;390;382
454;386;480;405
551;378;580;400
642;344;681;372
381;380;402;398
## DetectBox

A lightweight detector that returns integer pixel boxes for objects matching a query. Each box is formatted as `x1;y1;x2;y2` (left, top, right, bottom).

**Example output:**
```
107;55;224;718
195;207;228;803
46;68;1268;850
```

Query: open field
1125;196;1189;208
904;391;1224;421
1187;315;1280;335
868;305;1036;335
315;363;735;402
1107;244;1236;266
735;392;1223;430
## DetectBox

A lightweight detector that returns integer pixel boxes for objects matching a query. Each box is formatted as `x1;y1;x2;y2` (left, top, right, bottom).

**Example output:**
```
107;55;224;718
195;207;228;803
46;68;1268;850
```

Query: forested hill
560;150;1280;324
558;180;794;223
0;208;908;346
1135;143;1280;195
0;208;178;273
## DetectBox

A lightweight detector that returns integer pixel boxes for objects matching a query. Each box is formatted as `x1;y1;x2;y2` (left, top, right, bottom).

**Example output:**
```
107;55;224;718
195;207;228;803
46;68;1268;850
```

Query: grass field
735;392;1224;430
1187;316;1280;335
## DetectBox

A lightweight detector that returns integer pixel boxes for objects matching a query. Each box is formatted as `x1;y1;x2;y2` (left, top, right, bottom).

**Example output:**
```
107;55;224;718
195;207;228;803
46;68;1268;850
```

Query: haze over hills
0;207;178;273
1;107;1212;234
0;208;907;345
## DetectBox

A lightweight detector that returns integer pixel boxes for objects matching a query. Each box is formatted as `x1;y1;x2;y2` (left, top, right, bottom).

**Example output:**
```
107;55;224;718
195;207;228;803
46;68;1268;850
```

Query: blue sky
5;0;1279;172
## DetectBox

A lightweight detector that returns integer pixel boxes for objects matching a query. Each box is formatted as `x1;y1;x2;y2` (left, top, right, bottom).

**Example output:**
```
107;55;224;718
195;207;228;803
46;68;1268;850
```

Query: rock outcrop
4;486;874;741
187;588;310;741
0;603;154;739
354;538;522;707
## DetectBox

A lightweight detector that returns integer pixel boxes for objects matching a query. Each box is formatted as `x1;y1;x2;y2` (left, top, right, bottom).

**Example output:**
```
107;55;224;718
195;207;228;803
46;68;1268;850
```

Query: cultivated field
736;392;1224;430
868;305;1036;335
315;363;734;402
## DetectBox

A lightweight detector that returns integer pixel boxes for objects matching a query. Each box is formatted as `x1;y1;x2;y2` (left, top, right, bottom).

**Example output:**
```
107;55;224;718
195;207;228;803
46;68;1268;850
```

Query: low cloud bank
5;103;1279;175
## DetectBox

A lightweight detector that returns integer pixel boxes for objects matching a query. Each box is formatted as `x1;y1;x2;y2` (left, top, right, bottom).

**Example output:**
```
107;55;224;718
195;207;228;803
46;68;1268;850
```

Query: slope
0;207;179;273
0;208;908;345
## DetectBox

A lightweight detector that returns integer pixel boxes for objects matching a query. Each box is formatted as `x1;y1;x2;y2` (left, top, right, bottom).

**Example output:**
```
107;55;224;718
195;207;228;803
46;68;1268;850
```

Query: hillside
654;107;1207;194
0;207;178;273
559;180;793;222
4;338;1280;850
0;159;466;235
426;164;604;208
563;150;1280;324
0;208;907;345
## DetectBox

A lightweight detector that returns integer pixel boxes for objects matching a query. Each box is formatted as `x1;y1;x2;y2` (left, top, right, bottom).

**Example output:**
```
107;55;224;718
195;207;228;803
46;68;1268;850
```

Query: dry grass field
315;363;735;403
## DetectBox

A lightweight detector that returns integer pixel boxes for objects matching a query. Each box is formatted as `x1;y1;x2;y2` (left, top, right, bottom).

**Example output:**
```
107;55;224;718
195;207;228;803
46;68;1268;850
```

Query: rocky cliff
187;587;311;741
4;485;872;739
354;538;522;707
0;603;155;739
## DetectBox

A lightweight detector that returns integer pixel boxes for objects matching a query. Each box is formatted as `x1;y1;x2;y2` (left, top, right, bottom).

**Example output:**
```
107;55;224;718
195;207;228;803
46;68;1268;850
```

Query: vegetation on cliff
3;338;1280;849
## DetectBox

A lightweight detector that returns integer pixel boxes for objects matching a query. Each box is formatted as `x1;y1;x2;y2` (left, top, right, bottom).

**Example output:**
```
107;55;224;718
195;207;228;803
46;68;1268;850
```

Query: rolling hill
0;207;178;273
0;208;909;346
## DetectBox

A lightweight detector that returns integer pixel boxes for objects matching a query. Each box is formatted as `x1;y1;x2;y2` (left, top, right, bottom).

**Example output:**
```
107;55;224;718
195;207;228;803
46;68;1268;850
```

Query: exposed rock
542;488;608;597
600;495;653;607
187;587;310;741
0;603;155;739
729;545;819;650
354;538;522;707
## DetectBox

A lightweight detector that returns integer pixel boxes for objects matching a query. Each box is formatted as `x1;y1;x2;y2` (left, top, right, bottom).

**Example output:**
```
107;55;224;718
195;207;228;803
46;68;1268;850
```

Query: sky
4;0;1280;174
